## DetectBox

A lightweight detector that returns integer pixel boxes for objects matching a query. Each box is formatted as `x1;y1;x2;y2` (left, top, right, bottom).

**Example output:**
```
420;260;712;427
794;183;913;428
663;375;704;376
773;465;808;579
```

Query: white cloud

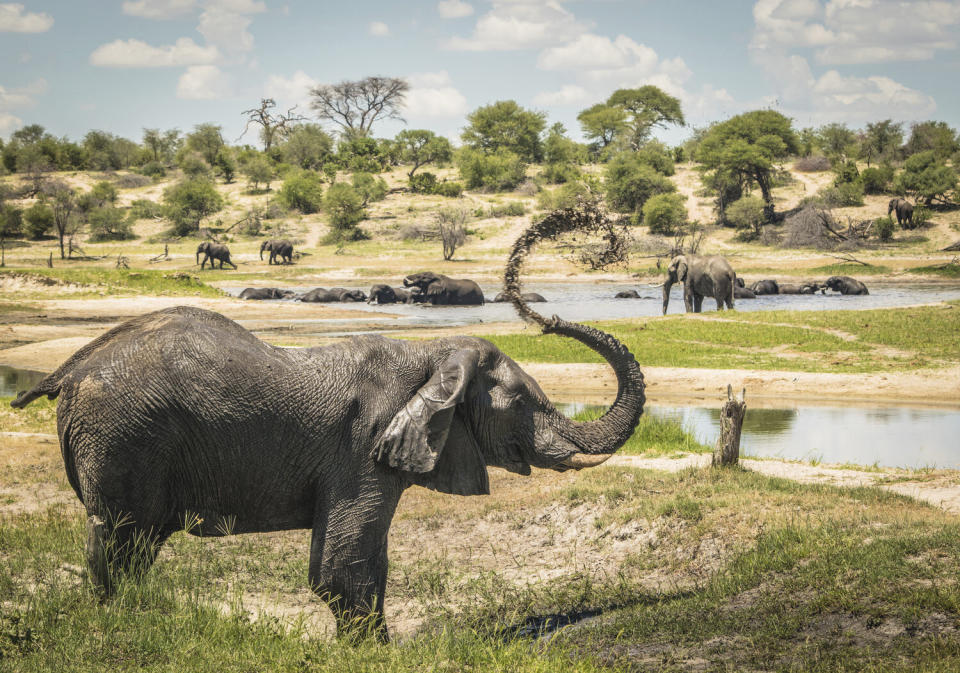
437;0;473;19
264;70;318;110
369;21;389;36
403;70;468;118
444;1;590;50
0;3;53;32
122;0;197;20
533;84;588;106
90;38;220;68
539;33;661;71
0;113;22;136
0;78;45;136
197;0;265;57
177;65;233;99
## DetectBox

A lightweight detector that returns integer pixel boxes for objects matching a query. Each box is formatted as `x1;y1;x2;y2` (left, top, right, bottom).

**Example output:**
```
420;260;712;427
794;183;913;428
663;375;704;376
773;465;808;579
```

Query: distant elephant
329;287;367;303
615;290;641;299
239;288;296;300
260;239;294;265
662;254;736;314
403;272;484;306
888;198;914;229
778;282;821;295
10;296;644;638
734;286;756;299
823;275;869;295
749;279;779;295
368;284;414;304
196;242;236;270
493;291;546;303
299;288;339;303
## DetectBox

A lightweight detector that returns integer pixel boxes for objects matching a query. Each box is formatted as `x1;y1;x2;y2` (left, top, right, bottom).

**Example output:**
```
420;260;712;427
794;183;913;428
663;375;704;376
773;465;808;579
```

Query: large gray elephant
749;279;779;295
661;254;736;314
403;272;484;306
823;275;869;295
196;242;236;270
493;291;546;303
10;298;644;640
239;287;295;300
777;282;820;295
368;284;414;304
260;239;294;265
888;198;914;229
300;287;366;303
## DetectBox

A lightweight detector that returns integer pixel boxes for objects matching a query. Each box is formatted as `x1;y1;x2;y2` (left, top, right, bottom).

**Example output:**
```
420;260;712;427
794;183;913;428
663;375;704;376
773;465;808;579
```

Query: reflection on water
223;282;960;329
0;365;46;398
557;402;960;470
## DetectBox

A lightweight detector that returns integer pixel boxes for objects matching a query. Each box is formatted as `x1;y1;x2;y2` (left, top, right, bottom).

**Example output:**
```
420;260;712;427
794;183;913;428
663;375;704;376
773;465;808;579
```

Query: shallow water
0;365;46;398
557;401;960;470
223;281;960;328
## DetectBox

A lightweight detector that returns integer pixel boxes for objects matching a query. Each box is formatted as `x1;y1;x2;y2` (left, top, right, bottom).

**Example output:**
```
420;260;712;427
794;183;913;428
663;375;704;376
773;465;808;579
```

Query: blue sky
2;0;959;146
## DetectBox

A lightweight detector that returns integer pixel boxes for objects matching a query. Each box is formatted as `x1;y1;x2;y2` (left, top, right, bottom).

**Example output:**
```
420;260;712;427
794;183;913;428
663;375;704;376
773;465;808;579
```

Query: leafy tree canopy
461;100;547;162
395;129;453;178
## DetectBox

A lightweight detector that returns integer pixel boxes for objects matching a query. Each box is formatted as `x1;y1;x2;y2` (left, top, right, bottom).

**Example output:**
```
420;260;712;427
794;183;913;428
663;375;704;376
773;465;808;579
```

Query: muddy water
0;365;45;398
223;282;960;329
558;401;960;470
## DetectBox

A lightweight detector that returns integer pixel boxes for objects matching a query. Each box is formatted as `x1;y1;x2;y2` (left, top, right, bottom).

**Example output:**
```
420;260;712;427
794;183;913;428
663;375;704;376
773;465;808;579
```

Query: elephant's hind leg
693;295;704;312
86;511;169;597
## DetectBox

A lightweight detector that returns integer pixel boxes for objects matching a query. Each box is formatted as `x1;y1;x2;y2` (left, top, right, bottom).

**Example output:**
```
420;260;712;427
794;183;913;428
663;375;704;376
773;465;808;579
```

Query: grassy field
0;268;224;298
482;300;960;373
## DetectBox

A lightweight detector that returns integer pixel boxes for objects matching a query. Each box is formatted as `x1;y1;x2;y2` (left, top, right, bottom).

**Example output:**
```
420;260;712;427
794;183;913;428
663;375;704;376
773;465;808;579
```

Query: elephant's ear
375;349;489;495
677;258;688;281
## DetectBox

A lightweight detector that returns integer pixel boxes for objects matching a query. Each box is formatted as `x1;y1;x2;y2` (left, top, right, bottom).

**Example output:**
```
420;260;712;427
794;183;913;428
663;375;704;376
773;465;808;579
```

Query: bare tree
436;205;469;261
309;76;409;137
239;98;307;151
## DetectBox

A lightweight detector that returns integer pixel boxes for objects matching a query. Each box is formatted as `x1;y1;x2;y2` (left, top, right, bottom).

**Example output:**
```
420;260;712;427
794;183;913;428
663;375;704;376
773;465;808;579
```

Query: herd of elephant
240;271;546;305
195;239;293;270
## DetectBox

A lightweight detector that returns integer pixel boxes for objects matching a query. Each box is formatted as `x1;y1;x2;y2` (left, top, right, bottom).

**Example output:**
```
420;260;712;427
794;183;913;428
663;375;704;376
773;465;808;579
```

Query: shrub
88;206;134;241
542;162;580;184
913;204;932;227
833;160;860;185
179;152;212;178
456;148;527;191
409;172;437;194
129;199;164;219
605;152;676;214
351;172;388;205
138;161;166;178
861;165;893;194
724;195;766;235
874;215;895;241
238;209;263;236
163;178;224;236
434;181;464;198
113;173;152;189
818;181;864;207
537;182;592;211
793;155;831;172
487;202;526;217
642;192;687;235
23;202;54;239
323;183;366;241
243;155;275;190
635;141;675;176
278;170;324;214
782;205;839;249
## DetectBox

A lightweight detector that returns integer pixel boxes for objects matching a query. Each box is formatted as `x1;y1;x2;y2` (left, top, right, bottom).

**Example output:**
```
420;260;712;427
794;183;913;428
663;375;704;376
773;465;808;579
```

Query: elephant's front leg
309;485;401;641
693;294;704;312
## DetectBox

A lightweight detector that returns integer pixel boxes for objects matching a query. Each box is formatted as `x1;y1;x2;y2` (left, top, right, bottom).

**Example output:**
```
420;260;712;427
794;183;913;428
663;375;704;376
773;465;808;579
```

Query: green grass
807;263;893;275
573;407;711;456
0;395;56;434
0;268;225;298
912;263;960;278
483;302;960;373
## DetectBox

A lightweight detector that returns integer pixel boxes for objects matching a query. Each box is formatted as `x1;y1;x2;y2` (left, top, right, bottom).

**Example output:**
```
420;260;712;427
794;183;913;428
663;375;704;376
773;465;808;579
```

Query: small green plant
487;202;526;217
278;170;324;214
23;202;54;239
409;171;437;194
88;206;134;241
433;181;464;197
323;183;367;242
874;215;895;241
642;192;688;235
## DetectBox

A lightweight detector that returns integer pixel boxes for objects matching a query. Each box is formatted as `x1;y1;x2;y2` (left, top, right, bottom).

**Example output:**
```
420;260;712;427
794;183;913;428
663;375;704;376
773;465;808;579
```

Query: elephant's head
403;272;443;293
260;240;271;260
368;284;394;304
888;198;901;215
662;255;688;315
340;290;367;303
196;242;210;264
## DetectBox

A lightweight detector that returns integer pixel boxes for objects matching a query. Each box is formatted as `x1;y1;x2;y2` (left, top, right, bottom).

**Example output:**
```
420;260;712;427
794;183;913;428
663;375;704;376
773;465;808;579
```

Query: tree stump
713;385;746;467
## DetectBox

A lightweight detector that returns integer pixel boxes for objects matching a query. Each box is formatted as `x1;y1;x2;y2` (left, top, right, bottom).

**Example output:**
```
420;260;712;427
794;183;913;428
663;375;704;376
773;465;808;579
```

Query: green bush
23;202;54;239
178;152;212;178
874;215;895;241
487;202;526;217
138;161;166;178
88;206;134;241
433;181;464;197
724;195;766;234
323;183;366;241
456;148;527;191
861;165;894;194
351;172;388;205
243;155;275;190
818;181;864;207
605;152;676;214
162;178;224;236
409;172;437;194
635;141;675;176
542;162;581;184
832;160;860;185
642;192;687;235
913;204;932;227
129;199;164;219
278;170;324;214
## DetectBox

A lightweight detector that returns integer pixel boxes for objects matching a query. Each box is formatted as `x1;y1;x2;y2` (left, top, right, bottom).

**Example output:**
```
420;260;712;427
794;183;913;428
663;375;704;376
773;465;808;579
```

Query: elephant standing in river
403;272;484;306
823;276;869;295
260;239;294;265
662;254;736;314
196;242;236;270
11;287;644;640
888;198;914;229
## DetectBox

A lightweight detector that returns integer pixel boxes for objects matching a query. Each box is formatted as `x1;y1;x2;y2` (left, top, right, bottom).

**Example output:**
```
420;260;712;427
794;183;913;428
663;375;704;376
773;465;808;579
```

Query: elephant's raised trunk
503;199;645;464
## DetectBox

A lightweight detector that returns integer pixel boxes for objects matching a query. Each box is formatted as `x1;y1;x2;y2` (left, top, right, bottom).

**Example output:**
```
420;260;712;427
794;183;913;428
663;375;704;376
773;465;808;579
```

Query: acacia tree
697;110;798;220
606;86;685;149
309;76;409;137
239;98;307;151
861;120;902;166
142;128;182;165
41;181;78;259
461;100;546;162
577;103;627;149
395;129;452;178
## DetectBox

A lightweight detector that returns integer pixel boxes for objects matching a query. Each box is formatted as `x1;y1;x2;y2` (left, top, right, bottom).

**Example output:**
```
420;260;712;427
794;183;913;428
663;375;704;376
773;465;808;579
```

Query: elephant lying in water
493;291;546;303
11;300;644;641
239;288;296;300
615;290;641;299
368;284;416;304
300;287;367;303
749;279;779;295
404;272;484;305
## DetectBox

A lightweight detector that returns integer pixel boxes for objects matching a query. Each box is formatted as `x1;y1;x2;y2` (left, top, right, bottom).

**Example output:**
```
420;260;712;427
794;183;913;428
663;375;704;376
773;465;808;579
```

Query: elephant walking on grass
661;254;736;314
11;223;644;641
196;242;236;270
260;239;294;265
888;198;914;229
